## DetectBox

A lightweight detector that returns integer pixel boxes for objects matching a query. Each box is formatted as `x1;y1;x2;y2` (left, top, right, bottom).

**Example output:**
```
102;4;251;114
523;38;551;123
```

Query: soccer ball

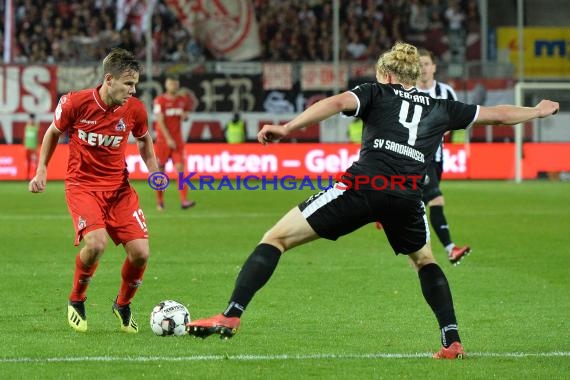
150;300;191;336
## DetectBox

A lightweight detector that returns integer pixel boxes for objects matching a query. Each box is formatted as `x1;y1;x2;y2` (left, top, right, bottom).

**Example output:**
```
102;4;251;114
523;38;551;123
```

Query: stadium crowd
4;0;479;64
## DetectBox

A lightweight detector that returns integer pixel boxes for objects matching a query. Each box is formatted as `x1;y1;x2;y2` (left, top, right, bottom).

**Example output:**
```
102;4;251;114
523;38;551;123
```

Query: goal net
514;82;570;183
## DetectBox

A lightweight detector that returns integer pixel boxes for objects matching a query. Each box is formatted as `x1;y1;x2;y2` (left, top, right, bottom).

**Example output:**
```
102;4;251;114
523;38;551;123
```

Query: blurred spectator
9;0;476;64
347;117;363;143
427;0;446;16
24;113;39;180
345;30;367;60
409;0;429;34
427;3;445;31
28;40;47;63
466;0;480;32
116;28;138;53
224;112;247;144
298;3;316;24
445;0;466;32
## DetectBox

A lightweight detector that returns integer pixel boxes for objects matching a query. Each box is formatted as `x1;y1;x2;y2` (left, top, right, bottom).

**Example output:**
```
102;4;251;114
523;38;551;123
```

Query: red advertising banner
301;63;349;90
0;65;58;144
262;63;293;90
1;143;569;181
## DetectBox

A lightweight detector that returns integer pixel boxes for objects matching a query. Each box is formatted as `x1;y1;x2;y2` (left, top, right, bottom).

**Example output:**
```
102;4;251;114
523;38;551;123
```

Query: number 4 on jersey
398;100;422;146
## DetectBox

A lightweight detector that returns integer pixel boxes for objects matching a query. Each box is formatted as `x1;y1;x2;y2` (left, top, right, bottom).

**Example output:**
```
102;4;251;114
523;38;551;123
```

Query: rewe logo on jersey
164;108;185;116
78;129;123;147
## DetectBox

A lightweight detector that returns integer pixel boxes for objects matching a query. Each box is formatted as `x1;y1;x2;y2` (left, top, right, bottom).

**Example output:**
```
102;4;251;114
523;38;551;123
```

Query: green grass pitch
0;179;569;379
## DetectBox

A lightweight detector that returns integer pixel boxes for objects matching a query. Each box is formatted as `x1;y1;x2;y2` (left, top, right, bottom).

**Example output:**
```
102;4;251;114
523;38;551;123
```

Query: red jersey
53;85;149;191
152;93;192;145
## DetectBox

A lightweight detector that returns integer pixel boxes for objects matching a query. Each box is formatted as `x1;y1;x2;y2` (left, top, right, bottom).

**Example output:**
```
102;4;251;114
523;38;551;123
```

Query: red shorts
155;142;185;167
65;185;149;246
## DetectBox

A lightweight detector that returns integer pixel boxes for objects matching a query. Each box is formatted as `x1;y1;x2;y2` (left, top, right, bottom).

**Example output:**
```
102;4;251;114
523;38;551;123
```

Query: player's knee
128;250;149;267
260;235;281;251
409;256;435;272
415;257;436;270
260;230;288;252
407;244;437;271
84;237;108;257
124;239;150;266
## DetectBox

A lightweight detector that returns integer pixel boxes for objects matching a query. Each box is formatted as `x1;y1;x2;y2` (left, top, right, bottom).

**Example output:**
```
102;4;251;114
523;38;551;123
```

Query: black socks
429;205;452;248
223;243;282;318
223;244;461;348
418;263;460;347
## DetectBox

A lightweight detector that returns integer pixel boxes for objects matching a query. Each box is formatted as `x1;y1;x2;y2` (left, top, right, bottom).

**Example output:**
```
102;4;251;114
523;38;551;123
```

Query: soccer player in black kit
187;42;559;359
416;48;471;264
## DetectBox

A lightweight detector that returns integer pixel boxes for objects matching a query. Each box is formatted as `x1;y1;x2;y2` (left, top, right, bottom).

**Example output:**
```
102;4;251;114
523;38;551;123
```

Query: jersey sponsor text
78;129;123;147
373;139;425;162
164;108;185;116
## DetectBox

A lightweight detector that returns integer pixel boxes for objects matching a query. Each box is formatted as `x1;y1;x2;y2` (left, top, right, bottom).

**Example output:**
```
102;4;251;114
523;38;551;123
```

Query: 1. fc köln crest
164;0;261;61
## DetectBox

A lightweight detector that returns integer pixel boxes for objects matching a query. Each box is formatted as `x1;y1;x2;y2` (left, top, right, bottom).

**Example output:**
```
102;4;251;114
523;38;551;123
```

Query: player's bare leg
188;207;319;339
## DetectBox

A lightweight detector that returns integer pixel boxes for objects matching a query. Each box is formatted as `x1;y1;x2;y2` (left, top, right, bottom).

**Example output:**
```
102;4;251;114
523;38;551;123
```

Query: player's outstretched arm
29;123;62;193
475;100;559;126
257;92;358;145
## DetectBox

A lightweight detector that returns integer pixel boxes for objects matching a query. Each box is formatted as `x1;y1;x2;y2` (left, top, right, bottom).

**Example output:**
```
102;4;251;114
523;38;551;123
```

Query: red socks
157;184;188;204
179;179;188;202
156;190;164;204
116;258;146;307
69;253;99;302
69;253;146;307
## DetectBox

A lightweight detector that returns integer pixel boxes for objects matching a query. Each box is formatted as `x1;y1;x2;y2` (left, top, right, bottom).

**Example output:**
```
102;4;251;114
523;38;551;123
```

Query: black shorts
422;161;443;203
298;186;429;255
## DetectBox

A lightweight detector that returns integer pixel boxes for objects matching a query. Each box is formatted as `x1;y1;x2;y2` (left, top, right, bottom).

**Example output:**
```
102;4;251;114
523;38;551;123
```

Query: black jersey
343;82;478;199
418;81;458;163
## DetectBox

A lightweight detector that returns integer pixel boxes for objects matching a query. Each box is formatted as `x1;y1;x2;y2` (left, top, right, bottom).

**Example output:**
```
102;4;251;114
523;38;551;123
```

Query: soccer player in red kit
28;48;160;333
153;74;195;211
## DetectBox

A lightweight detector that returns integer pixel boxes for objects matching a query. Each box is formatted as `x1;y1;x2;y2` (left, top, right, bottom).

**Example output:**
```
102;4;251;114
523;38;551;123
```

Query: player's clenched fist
257;124;289;145
28;173;46;193
535;100;559;117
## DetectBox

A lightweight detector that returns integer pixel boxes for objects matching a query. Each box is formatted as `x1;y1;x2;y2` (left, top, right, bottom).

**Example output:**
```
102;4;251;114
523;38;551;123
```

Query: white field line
1;352;569;363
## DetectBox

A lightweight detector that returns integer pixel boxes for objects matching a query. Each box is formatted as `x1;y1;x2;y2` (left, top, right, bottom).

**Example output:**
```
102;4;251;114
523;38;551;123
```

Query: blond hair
376;42;421;86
